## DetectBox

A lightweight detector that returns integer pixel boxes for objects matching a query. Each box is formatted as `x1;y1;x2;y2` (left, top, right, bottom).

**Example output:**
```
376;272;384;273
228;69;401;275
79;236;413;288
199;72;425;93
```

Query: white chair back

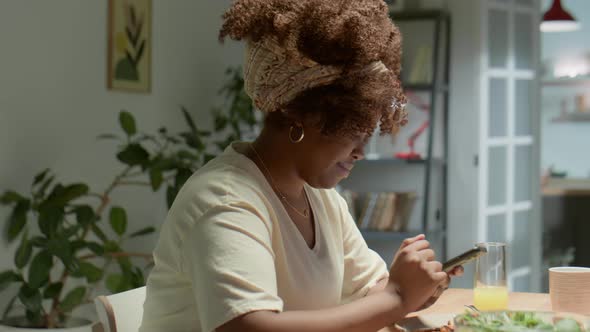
94;286;146;332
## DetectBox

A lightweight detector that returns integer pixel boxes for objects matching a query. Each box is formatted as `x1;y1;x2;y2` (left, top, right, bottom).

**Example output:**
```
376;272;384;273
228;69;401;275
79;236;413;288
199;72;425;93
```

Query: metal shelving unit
344;9;451;260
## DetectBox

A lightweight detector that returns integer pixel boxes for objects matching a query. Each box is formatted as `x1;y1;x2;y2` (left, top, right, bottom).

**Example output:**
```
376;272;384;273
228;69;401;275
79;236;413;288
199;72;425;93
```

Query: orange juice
473;286;509;311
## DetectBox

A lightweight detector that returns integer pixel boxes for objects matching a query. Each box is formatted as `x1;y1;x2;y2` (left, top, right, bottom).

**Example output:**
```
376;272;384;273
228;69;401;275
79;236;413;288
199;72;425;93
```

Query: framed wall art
107;0;152;93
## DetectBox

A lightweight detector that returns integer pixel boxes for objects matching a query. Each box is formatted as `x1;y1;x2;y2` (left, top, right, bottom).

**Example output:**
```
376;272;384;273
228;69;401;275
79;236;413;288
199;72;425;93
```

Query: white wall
0;0;243;309
541;0;590;178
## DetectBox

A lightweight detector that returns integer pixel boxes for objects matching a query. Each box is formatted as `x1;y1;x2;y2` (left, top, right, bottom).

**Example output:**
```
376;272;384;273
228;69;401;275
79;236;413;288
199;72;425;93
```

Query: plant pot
0;317;95;332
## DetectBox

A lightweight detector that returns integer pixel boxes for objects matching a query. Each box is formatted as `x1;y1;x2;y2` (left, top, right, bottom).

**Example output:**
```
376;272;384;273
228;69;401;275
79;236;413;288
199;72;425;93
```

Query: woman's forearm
367;277;389;296
217;290;407;332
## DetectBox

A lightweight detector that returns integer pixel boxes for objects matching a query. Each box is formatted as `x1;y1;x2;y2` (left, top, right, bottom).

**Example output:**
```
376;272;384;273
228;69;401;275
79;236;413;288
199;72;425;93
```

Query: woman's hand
386;235;447;313
418;265;464;310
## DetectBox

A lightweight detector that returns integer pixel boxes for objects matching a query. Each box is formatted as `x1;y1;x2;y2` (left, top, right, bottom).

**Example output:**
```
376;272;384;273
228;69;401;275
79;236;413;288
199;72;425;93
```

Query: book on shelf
392;192;417;232
345;191;417;233
358;192;379;229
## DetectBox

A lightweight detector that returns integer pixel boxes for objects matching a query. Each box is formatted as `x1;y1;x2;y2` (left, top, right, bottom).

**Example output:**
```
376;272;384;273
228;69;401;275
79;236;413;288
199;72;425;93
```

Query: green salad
455;311;585;332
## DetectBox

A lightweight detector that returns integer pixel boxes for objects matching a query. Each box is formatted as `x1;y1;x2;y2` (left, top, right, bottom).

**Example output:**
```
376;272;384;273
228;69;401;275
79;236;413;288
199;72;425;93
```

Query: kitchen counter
542;177;590;196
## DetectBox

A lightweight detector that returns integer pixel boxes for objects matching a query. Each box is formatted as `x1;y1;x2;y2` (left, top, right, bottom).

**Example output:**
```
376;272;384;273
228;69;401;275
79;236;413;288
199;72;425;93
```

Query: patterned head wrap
243;37;393;115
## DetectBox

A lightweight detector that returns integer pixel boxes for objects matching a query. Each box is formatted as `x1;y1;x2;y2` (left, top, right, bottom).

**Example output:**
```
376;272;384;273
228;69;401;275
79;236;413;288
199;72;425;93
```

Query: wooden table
379;288;551;331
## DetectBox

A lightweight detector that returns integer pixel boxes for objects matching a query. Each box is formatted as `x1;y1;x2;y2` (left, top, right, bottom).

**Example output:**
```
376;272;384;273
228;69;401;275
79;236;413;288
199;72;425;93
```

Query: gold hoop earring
289;125;305;143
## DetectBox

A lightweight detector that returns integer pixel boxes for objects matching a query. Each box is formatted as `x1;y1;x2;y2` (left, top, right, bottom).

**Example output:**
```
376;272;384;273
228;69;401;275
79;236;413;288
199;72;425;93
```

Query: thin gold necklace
250;144;310;218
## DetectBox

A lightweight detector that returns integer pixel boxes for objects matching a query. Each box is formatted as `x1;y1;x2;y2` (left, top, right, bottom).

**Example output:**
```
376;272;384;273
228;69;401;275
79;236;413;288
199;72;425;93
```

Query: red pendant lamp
541;0;580;32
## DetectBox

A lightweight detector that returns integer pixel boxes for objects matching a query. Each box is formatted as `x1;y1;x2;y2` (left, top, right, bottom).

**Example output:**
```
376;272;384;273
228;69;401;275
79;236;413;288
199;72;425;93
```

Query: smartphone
442;246;487;272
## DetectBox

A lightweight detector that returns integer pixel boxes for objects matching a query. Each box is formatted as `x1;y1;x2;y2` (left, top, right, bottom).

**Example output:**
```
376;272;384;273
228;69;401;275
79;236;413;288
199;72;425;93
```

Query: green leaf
37;205;63;237
2;294;18;322
32;168;50;186
108;268;139;293
5;200;30;243
214;113;228;131
148;168;163;191
106;274;125;293
77;262;103;283
59;286;86;312
204;154;216;164
55;183;89;205
119;111;137;136
129;226;155;238
166;185;178;209
177;150;199;161
97;133;120;140
180;132;205;151
0;191;25;204
25;309;43;327
129;267;145;288
86;241;104;256
14;233;33;269
30;236;47;248
28;251;52;289
43;282;63;299
175;168;193;189
70;240;86;252
181;106;198;133
91;224;108;243
38;175;55;197
75;205;96;225
554;318;582;332
104;240;121;253
47;238;77;272
117;255;133;273
0;271;21;292
18;284;42;312
63;224;83;239
117;143;149;166
109;207;127;236
151;156;177;171
42;183;88;208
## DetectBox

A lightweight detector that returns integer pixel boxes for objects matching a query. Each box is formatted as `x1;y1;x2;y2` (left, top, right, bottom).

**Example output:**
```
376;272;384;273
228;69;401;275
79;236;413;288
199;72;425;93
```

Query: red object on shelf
395;92;429;160
395;151;422;160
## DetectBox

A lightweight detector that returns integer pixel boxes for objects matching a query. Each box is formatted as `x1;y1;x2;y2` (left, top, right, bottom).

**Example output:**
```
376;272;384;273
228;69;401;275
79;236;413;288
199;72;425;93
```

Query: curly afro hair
219;0;407;138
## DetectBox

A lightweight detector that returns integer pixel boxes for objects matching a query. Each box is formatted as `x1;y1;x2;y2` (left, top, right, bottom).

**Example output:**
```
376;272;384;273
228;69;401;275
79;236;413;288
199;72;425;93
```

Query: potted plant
0;67;255;330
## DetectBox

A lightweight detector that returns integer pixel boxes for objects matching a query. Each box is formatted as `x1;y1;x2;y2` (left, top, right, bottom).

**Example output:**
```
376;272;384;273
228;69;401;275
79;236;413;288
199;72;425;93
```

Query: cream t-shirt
139;142;388;332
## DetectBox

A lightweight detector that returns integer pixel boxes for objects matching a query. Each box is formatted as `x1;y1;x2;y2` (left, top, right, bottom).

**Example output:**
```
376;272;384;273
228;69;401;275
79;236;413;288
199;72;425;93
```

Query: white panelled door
478;0;541;292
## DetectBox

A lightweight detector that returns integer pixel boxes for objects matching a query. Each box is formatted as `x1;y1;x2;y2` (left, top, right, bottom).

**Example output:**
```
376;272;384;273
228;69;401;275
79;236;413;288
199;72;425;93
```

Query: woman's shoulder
177;154;268;210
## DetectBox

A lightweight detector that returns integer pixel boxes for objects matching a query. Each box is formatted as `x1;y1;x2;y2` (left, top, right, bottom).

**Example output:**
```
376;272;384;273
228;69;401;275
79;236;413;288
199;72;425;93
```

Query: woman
140;1;462;331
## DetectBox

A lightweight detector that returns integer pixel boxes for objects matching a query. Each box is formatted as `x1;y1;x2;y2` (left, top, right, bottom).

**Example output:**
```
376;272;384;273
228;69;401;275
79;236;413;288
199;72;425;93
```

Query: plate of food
395;311;589;332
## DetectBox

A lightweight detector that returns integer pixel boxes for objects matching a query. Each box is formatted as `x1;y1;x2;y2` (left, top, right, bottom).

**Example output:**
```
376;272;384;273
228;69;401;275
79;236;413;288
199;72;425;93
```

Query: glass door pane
488;146;508;206
490;78;508;137
512;210;532;270
515;79;533;136
515;145;533;202
515;13;534;70
487;213;507;242
489;10;509;68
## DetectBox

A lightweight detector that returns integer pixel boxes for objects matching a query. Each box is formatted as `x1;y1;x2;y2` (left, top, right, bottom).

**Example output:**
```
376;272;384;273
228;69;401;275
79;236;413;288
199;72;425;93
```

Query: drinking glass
474;242;508;311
